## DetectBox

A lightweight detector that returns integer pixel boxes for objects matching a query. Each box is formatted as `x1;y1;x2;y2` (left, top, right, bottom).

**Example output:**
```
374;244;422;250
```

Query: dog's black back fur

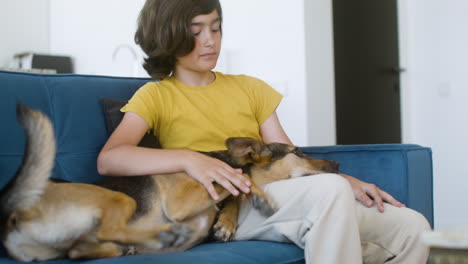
93;176;156;220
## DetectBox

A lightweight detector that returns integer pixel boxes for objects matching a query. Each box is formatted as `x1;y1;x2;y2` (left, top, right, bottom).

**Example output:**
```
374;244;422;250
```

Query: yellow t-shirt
121;72;283;152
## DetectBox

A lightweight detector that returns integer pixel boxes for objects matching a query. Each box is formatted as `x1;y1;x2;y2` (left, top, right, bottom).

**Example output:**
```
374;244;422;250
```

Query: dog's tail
0;104;56;219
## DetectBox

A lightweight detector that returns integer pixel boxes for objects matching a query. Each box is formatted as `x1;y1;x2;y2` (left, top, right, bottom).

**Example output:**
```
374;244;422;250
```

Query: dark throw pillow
100;97;161;148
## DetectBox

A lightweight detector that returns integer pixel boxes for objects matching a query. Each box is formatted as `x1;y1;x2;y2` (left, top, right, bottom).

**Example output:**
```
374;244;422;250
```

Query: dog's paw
212;217;236;242
159;223;193;248
68;248;83;259
122;245;137;256
171;223;193;247
252;194;277;217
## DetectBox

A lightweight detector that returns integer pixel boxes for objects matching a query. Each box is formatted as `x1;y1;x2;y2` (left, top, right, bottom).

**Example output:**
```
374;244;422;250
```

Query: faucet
112;44;140;77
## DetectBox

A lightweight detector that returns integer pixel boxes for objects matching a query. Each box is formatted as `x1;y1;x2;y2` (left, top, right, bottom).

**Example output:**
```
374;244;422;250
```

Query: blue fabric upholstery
0;242;304;264
0;70;433;263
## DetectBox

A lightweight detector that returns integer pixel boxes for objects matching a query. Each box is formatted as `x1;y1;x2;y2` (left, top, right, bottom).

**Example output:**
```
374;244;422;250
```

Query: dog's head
224;137;339;186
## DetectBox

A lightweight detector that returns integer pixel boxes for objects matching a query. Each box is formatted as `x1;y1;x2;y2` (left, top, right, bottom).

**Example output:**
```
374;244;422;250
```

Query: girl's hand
340;173;406;212
184;151;251;200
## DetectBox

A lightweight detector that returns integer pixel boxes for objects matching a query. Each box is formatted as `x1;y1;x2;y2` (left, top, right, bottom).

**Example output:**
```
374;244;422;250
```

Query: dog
0;104;339;261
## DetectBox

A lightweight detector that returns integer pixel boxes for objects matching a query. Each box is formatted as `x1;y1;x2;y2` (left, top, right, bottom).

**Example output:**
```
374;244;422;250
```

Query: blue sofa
0;70;433;263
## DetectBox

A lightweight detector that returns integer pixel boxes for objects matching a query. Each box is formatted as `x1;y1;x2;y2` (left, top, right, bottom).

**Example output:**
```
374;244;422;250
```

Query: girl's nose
202;31;215;47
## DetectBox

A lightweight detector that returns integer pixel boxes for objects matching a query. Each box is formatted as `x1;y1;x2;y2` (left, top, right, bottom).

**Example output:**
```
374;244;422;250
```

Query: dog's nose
330;161;340;173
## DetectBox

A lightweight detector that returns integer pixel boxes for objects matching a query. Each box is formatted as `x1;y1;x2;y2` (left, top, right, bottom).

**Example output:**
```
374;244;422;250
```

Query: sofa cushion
75;242;304;264
100;97;160;148
100;97;126;136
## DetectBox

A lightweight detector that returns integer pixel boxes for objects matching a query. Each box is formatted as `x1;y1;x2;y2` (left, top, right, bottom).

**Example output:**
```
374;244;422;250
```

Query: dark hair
135;0;223;80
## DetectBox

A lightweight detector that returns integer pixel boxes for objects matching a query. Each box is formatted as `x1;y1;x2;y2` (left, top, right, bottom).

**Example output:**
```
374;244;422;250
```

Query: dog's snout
330;161;339;173
305;156;340;174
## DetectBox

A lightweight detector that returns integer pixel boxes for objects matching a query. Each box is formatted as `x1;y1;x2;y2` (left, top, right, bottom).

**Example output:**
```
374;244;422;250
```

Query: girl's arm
98;112;187;176
97;112;251;200
259;111;292;144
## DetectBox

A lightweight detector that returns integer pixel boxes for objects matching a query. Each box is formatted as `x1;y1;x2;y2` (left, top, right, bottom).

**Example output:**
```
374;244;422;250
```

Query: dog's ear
226;137;265;161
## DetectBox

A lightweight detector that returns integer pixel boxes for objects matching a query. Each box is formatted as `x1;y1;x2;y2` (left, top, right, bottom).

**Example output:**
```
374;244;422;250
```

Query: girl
98;0;430;263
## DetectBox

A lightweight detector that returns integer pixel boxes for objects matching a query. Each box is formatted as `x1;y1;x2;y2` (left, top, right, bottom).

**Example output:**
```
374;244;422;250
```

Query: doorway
333;0;402;144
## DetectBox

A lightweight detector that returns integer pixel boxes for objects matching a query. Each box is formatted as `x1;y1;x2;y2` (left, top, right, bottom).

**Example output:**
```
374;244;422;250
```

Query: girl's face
175;10;222;75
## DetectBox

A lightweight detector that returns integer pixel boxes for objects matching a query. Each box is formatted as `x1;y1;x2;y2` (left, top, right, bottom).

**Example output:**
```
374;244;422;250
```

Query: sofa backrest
0;70;151;187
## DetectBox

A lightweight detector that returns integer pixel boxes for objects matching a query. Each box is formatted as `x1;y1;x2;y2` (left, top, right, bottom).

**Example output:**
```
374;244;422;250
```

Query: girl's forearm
97;145;193;176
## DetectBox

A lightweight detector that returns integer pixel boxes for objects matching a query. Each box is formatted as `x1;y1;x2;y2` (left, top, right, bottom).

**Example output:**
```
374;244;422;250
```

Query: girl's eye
211;28;220;32
193;32;201;36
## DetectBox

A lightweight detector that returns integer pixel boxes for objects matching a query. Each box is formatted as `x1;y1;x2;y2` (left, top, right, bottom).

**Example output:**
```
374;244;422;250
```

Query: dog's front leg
158;175;231;222
212;196;240;242
249;179;277;217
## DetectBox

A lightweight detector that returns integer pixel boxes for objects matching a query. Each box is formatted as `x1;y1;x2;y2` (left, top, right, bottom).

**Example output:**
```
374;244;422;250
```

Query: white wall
0;0;50;67
49;0;147;77
304;0;336;146
400;0;468;229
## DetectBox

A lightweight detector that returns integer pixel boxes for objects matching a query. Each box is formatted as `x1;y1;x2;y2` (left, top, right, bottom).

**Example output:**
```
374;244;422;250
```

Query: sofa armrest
300;144;434;227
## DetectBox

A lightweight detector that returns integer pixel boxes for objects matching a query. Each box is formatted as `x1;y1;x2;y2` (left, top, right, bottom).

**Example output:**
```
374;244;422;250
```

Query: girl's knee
405;209;431;232
384;207;431;238
317;173;354;196
301;173;355;201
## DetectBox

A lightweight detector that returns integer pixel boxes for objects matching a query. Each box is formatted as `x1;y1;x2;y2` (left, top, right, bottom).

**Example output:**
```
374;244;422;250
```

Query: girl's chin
198;63;218;72
176;62;218;73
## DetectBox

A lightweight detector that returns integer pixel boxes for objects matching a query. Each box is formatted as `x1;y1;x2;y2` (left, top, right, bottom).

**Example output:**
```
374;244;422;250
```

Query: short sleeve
245;76;283;125
120;82;159;131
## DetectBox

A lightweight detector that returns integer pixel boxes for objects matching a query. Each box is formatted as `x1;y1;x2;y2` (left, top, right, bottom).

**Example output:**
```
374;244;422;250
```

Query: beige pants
234;174;431;264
